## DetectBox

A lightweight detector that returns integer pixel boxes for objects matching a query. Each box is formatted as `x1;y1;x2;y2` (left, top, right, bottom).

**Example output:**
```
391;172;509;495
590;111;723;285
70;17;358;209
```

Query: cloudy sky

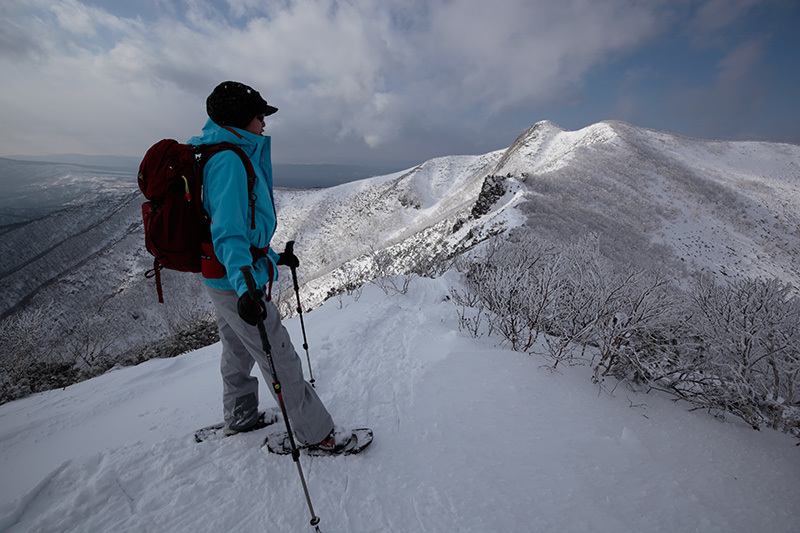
1;0;798;167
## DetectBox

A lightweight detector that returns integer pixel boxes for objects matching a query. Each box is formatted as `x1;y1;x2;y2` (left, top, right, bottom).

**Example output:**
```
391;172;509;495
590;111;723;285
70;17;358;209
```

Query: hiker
187;81;336;449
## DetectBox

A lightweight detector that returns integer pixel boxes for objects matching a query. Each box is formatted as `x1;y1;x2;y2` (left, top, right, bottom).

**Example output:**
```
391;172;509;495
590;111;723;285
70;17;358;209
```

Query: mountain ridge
495;119;800;283
1;120;798;386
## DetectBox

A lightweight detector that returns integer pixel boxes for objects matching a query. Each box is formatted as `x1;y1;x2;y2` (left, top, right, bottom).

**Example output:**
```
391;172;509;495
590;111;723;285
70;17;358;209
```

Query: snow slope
1;275;797;532
493;120;800;285
3;120;798;377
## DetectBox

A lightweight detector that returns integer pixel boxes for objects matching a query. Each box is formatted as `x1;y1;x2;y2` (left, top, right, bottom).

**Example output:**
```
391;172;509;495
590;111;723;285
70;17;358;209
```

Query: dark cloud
0;0;797;163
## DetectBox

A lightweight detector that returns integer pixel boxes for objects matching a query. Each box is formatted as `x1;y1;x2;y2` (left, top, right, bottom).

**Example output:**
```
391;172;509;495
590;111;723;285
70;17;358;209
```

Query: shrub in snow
455;233;566;351
368;247;414;296
64;309;128;377
454;233;800;436
588;269;683;379
0;302;221;405
681;276;800;433
129;317;219;362
0;306;76;403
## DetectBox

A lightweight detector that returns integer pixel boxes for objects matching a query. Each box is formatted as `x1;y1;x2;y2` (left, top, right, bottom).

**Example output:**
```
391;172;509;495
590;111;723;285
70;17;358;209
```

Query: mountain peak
493;120;621;176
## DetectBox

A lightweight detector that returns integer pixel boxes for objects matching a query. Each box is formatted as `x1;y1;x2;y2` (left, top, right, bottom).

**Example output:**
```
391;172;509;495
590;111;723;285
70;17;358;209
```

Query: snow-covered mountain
247;119;800;309
494;120;799;283
1;121;798;378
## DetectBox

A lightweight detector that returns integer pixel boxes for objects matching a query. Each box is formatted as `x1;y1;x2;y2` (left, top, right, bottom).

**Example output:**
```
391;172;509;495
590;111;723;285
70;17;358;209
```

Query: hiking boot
223;413;260;436
267;426;373;456
307;427;354;453
314;429;337;451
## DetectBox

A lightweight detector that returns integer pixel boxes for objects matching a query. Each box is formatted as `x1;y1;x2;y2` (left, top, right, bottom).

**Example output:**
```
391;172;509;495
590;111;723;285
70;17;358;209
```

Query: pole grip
285;240;295;256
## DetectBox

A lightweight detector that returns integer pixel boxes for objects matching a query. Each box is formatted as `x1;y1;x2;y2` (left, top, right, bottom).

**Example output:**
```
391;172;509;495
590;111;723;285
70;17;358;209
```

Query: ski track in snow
1;277;799;532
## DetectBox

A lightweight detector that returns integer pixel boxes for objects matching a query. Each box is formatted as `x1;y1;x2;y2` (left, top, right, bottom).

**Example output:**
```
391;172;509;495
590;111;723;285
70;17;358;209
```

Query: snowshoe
194;408;281;443
265;427;373;456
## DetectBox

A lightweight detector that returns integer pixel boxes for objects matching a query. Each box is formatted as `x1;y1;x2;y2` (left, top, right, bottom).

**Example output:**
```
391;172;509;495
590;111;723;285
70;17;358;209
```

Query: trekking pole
240;266;322;532
284;241;316;387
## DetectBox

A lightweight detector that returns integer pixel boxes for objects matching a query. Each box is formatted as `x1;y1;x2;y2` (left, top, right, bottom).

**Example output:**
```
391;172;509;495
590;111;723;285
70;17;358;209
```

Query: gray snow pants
206;285;334;446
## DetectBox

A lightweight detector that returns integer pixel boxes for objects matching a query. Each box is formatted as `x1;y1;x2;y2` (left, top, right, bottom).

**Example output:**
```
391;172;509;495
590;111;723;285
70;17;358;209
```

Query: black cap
206;81;278;129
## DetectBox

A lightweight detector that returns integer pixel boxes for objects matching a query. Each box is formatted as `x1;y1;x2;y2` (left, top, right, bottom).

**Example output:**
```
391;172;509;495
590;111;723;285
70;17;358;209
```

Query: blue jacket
187;119;280;296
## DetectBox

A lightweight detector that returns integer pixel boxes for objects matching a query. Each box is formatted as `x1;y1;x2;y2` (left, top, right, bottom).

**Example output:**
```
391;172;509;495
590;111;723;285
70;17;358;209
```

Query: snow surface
1;274;797;532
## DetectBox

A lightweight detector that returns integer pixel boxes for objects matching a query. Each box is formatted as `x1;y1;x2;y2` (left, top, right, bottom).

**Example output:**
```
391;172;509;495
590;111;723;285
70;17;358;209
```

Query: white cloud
0;0;680;162
51;0;103;36
412;0;668;113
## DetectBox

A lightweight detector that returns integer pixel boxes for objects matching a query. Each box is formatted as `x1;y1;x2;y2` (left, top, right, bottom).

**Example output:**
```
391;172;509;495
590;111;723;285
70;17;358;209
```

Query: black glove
237;289;266;326
277;250;300;269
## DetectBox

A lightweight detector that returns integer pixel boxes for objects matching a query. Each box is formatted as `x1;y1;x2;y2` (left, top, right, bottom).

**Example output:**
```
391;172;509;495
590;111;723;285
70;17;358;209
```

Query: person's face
244;114;265;135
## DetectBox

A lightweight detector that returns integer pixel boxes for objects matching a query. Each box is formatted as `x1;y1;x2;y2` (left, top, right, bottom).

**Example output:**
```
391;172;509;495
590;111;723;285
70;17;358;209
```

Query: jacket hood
188;119;269;160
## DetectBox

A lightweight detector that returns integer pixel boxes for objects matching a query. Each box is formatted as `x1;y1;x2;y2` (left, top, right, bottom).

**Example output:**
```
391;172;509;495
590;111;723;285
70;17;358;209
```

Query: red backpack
138;139;255;302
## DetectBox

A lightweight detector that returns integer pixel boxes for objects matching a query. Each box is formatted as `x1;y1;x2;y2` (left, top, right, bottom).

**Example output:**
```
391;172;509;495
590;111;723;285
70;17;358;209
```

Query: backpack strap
196;142;267;293
198;143;257;229
144;260;165;304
